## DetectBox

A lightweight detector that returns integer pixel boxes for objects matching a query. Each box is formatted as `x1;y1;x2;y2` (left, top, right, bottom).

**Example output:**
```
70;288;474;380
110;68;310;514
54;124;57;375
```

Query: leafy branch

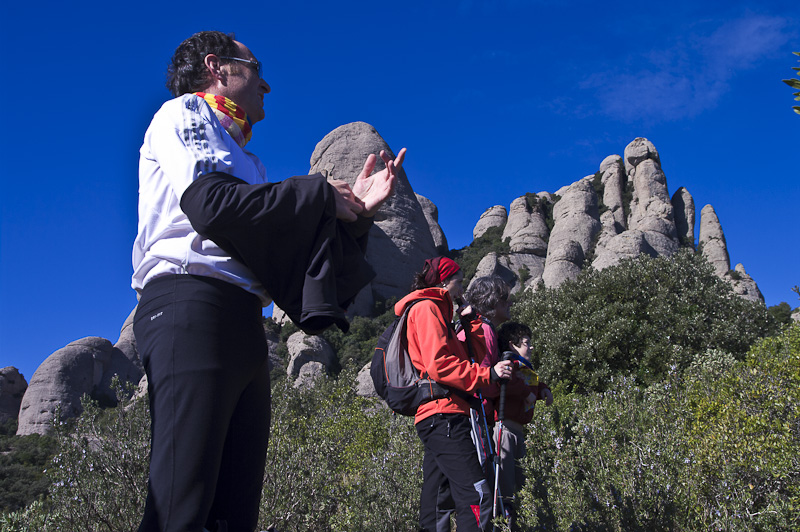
782;51;800;115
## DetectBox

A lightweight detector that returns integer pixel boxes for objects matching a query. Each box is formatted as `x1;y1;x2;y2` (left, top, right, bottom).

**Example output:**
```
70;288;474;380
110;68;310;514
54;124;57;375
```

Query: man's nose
260;79;271;94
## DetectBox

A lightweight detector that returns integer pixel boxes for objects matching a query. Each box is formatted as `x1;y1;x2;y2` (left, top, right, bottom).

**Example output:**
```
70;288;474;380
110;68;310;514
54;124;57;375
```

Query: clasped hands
330;148;407;221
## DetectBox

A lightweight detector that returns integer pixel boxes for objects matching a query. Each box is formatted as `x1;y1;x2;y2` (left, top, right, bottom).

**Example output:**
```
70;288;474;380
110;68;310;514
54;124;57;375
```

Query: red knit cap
437;257;460;282
422;256;461;286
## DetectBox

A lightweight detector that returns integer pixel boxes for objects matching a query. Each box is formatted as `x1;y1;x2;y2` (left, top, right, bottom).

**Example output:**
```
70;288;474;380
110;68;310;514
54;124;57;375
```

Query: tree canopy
513;249;777;393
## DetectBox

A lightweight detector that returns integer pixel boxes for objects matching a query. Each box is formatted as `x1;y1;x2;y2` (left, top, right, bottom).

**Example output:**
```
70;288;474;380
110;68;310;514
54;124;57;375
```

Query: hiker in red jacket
396;257;513;532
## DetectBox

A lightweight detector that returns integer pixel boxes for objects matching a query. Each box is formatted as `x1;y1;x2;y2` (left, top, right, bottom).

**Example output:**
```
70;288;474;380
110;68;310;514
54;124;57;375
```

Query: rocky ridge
9;128;767;434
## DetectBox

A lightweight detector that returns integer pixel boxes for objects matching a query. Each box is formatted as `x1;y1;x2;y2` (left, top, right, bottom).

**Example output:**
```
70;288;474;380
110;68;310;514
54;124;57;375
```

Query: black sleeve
179;171;375;333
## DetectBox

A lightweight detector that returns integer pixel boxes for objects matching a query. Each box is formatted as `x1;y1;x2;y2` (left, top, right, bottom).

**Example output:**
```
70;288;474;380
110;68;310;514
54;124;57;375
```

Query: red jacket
477;326;550;425
395;288;492;424
485;360;550;425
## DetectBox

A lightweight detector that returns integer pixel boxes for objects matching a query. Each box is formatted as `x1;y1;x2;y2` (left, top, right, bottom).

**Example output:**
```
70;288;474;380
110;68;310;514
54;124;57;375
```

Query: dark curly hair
463;275;510;321
166;31;239;96
498;321;532;352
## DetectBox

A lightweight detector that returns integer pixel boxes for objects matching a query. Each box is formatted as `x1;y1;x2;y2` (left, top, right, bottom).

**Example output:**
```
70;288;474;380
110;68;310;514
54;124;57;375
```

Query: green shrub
451;225;510;282
683;325;800;530
591;171;608;218
6;373;421;532
6;326;797;531
517;327;799;530
0;420;56;513
519;371;692;531
768;301;795;325
321;308;397;371
1;380;150;531
513;249;777;393
259;372;421;531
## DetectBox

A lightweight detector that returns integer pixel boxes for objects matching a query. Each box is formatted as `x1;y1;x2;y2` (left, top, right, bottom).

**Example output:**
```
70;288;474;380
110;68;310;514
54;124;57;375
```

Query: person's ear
204;54;226;83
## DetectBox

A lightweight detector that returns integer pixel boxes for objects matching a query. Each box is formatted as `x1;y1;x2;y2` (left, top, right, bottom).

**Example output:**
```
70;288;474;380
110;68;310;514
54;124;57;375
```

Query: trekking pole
493;351;515;520
457;314;498;464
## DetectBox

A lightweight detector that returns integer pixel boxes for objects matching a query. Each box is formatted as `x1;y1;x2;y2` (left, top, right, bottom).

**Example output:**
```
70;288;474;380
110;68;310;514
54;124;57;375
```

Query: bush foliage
451;225;510;282
0;420;56;513
513;249;777;393
2;249;793;531
1;375;422;532
3;327;797;531
520;325;800;531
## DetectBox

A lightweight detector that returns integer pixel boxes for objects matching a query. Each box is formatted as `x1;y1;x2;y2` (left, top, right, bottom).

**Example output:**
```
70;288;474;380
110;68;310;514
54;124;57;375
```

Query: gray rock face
624;138;678;244
473;251;545;293
502;196;549;256
592;230;656;270
473;206;508;240
17;337;143;436
116;307;143;375
0;367;27;424
542;240;585;288
263;322;282;371
599;155;627;234
309;122;437;312
698;204;730;277
294;362;326;388
286;332;336;385
355;361;377;398
671;187;695;248
416;193;449;255
549;178;601;255
594;156;628;269
725;264;765;304
543;178;600;287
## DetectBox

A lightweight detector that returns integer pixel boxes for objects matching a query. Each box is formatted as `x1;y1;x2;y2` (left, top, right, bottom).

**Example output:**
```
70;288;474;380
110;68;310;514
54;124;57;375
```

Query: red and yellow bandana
194;92;253;148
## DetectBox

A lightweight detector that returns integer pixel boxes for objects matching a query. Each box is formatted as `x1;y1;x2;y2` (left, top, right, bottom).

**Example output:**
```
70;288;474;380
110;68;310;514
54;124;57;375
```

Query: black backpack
370;299;454;416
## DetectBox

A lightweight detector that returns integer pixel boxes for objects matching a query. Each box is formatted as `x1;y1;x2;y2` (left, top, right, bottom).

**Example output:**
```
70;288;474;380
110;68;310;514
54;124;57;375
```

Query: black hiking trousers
416;413;493;532
134;274;271;532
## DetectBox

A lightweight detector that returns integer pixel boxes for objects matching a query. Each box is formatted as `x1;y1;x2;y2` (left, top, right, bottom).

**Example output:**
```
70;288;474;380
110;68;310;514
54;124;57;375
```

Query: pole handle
498;351;514;422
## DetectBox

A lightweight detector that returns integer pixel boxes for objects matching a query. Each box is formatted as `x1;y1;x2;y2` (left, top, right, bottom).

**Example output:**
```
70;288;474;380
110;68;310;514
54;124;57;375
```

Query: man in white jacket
133;31;404;532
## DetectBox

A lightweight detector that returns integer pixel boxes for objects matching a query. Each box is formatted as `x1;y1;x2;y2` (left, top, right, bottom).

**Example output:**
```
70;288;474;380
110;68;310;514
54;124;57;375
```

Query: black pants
134;275;271;532
416;413;492;532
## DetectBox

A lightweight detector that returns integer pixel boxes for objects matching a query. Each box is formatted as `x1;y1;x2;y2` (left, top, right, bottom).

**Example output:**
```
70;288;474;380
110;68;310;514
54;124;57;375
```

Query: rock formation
0;367;27;425
599;155;627;235
467;137;760;302
542;239;585;288
473;205;508;240
671;187;695;248
17;336;143;436
308;122;437;315
502;196;550;256
542;177;600;287
10;132;767;422
416;193;449;255
473;252;545;293
294;362;327;388
115;307;142;375
355;362;377;398
625;138;678;245
286;332;337;386
726;264;764;304
698;204;730;277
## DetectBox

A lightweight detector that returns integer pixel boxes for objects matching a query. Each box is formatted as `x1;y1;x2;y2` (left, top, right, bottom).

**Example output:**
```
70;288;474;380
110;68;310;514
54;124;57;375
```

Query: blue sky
2;0;799;381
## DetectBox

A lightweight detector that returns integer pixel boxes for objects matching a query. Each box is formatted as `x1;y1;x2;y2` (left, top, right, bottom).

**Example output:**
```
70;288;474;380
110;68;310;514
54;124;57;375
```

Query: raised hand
330;179;363;222
352;148;406;217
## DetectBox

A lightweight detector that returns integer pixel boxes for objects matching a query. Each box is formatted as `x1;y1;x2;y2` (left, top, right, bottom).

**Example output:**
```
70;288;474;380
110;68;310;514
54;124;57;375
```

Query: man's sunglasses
219;56;263;79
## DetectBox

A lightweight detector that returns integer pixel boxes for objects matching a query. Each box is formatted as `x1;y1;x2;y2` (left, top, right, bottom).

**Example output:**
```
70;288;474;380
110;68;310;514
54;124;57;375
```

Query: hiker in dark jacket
492;321;553;530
